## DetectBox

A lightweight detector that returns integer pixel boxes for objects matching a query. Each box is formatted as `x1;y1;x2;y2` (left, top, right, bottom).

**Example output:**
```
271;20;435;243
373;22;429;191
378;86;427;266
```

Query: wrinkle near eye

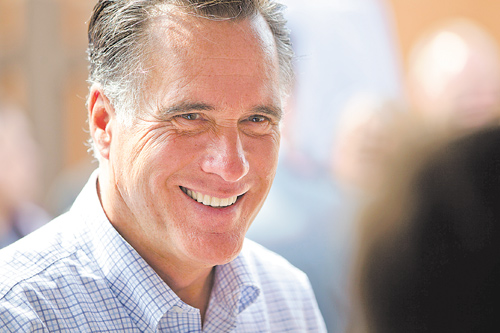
124;124;175;163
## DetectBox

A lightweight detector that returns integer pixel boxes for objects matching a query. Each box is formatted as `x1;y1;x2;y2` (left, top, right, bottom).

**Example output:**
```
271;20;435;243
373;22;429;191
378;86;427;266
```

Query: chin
187;232;245;266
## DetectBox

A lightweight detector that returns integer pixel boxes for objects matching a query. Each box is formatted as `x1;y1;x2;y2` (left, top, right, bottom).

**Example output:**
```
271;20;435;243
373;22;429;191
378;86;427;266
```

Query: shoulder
240;238;318;300
0;213;116;331
0;212;90;299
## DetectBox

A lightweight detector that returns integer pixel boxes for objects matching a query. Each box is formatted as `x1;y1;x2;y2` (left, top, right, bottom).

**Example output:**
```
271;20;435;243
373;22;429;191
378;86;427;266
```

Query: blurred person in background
246;1;404;331
350;125;500;332
407;18;500;136
0;103;50;248
331;93;409;200
327;93;410;332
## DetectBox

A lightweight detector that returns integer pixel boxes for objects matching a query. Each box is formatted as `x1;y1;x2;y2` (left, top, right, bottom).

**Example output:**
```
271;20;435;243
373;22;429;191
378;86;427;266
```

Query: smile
180;186;239;208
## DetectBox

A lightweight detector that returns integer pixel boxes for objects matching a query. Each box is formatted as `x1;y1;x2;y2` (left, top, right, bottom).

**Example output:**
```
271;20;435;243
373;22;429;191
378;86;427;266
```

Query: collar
212;247;261;315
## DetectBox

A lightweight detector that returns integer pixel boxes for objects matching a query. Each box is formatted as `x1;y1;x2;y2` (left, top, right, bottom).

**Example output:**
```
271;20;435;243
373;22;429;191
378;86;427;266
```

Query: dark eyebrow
252;105;283;121
159;102;214;116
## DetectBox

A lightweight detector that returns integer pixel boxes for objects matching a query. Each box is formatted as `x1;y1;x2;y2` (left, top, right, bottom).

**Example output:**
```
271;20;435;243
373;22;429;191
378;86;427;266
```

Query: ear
88;85;115;160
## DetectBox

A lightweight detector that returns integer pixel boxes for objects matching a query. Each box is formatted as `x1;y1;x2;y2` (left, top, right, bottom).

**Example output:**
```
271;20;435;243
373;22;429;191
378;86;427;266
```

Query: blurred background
0;0;95;216
1;0;500;331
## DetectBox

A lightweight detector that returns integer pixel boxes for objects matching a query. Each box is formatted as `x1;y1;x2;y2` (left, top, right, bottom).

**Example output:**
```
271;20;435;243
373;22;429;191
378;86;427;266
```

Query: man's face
104;13;282;270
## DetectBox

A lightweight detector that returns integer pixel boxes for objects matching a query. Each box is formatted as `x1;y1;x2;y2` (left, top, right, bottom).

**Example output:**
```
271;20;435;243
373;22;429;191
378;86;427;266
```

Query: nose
201;127;250;182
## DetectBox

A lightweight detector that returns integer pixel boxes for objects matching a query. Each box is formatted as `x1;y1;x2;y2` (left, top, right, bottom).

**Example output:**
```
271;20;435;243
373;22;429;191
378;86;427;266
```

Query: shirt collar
71;169;262;329
212;249;261;316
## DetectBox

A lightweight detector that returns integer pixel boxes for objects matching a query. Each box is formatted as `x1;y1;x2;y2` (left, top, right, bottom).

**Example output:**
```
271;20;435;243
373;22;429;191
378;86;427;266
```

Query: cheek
144;134;210;190
245;132;280;180
110;128;174;197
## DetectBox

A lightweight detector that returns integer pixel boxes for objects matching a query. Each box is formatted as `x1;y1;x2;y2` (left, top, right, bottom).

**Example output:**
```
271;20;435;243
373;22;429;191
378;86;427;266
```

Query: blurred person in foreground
0;104;50;248
0;1;326;332
407;18;500;136
350;125;500;332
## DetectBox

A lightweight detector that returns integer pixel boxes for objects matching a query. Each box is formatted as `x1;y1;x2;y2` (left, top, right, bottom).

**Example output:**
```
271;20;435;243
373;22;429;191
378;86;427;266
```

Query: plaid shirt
0;171;326;332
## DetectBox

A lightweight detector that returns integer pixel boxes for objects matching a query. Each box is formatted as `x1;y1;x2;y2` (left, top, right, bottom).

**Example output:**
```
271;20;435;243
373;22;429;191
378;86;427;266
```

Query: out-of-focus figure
326;93;409;330
407;18;500;134
351;125;500;332
331;93;409;199
0;104;50;248
281;0;403;167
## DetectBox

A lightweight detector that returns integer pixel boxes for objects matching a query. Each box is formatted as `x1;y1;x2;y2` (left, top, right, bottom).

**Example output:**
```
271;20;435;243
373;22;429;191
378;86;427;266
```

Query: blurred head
331;94;408;196
408;18;500;133
87;0;288;271
353;126;500;332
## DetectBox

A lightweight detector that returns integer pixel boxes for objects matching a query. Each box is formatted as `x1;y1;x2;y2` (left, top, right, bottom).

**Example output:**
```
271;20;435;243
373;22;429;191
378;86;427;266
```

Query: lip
177;185;249;233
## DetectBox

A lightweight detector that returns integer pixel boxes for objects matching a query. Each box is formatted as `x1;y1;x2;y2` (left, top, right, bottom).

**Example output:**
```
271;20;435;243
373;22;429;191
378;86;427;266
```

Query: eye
170;112;209;134
240;114;276;136
249;115;268;123
179;113;200;120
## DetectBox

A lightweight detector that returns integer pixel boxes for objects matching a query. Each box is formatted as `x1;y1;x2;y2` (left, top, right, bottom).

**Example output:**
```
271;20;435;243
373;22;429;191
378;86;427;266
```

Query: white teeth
211;197;221;207
181;187;238;208
203;194;211;206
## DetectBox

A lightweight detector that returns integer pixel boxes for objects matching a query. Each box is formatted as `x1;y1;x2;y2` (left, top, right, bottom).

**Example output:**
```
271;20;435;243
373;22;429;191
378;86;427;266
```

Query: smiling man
0;1;325;332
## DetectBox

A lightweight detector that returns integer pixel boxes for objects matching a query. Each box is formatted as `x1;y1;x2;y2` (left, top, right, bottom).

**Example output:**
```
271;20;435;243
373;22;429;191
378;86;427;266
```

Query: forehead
146;9;278;75
140;9;281;111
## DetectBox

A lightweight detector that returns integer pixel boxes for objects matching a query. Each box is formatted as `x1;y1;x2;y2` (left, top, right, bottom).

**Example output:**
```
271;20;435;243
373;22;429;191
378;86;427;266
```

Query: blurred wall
387;0;500;72
0;0;94;213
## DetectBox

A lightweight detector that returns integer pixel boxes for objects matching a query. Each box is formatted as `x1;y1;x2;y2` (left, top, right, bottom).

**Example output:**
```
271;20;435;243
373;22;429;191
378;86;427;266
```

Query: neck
138;248;216;322
136;247;216;324
168;266;215;323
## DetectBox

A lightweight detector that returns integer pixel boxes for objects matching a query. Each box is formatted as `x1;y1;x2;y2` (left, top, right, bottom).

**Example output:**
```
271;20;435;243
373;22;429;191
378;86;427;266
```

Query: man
0;0;326;332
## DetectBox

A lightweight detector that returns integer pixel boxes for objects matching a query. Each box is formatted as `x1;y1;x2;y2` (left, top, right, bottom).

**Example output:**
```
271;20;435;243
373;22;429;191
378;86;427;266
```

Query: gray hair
87;0;293;121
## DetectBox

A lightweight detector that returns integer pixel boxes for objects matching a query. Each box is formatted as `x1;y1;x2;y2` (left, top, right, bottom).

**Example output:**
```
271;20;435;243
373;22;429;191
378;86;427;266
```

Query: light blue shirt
0;171;326;332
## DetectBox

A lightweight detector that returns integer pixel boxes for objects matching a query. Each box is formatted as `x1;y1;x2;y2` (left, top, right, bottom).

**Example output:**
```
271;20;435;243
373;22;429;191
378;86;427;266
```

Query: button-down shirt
0;171;326;332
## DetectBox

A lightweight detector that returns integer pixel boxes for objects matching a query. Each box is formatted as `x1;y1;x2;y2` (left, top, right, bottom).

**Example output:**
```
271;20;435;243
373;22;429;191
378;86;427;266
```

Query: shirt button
171;305;184;313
